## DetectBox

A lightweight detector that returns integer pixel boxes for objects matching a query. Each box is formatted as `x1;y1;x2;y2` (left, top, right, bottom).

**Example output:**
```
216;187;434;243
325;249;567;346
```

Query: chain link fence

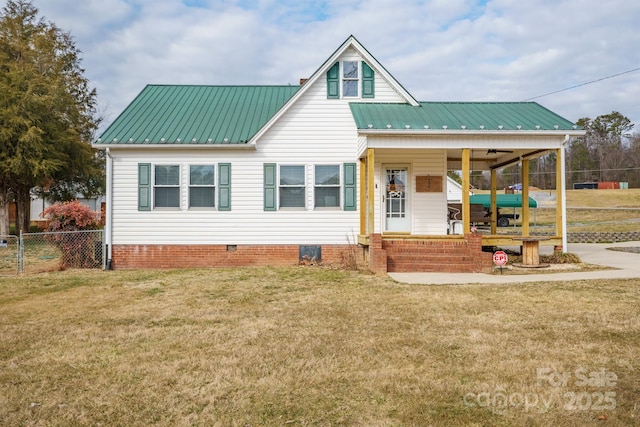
18;230;105;274
0;235;20;276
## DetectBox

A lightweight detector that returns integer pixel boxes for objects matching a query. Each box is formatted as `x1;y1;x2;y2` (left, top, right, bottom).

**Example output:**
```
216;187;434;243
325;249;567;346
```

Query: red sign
493;250;508;266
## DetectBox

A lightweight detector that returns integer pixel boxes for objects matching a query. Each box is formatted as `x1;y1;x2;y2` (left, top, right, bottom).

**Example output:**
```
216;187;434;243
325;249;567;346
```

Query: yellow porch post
461;148;471;234
490;168;497;235
359;157;366;235
522;159;530;236
367;148;375;235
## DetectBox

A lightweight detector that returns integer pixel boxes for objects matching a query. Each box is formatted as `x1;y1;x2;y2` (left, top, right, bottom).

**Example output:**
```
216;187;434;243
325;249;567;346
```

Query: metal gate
0;230;105;274
20;230;105;274
0;235;19;276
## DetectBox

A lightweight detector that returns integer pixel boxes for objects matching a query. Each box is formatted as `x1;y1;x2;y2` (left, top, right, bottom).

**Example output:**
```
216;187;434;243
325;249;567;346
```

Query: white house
94;36;583;273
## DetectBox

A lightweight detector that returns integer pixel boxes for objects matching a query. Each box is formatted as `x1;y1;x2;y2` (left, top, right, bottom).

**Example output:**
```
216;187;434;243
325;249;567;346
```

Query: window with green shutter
154;165;180;208
314;165;340;208
279;165;306;208
138;163;151;211
189;165;215;208
343;163;357;210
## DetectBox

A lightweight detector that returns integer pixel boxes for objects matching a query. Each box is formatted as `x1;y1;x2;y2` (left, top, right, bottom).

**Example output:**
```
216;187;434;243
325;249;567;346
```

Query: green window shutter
362;62;374;98
138;163;151;211
343;163;357;211
264;163;277;211
218;163;231;211
327;62;339;99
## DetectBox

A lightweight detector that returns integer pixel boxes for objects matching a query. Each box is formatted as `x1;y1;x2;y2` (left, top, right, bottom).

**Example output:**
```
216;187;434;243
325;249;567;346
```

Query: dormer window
327;61;374;99
342;61;358;97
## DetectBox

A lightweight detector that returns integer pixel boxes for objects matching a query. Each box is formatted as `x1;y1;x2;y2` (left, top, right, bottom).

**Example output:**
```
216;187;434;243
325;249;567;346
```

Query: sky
29;0;640;134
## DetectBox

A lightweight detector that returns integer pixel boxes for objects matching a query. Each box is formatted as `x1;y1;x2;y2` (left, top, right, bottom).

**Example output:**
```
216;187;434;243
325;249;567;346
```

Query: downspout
105;147;113;269
560;135;570;253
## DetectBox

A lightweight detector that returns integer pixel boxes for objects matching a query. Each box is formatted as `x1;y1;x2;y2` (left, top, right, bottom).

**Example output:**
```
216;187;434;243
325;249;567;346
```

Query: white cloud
31;0;640;130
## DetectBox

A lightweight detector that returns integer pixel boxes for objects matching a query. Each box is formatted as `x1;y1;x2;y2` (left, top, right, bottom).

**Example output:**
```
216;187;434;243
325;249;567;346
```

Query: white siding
371;149;448;235
110;49;406;246
447;176;463;203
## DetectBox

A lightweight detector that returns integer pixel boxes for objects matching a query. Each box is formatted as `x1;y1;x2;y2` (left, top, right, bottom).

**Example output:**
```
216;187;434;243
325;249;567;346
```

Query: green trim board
469;194;538;208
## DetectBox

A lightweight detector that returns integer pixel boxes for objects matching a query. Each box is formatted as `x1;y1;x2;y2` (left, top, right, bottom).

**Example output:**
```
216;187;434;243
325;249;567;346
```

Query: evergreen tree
0;0;101;233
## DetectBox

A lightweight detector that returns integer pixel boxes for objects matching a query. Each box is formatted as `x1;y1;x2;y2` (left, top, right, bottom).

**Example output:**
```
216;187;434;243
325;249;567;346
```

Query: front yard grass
1;267;639;426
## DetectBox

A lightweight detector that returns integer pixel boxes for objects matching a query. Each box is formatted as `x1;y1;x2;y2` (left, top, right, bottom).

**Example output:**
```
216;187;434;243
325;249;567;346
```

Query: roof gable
97;85;299;145
246;35;419;144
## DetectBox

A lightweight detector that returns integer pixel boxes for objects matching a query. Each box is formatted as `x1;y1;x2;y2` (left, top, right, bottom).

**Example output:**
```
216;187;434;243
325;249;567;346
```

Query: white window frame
279;164;306;209
188;164;216;209
153;164;181;209
342;61;359;98
314;164;341;209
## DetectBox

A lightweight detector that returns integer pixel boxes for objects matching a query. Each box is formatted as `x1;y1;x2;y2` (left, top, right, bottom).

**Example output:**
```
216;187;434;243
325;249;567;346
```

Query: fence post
19;230;24;274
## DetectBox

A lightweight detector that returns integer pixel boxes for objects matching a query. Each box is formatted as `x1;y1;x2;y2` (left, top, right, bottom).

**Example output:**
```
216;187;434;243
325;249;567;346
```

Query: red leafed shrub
42;200;100;232
41;201;101;268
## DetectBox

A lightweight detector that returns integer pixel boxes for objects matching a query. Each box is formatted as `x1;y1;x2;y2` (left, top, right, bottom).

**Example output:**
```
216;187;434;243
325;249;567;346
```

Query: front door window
385;167;410;231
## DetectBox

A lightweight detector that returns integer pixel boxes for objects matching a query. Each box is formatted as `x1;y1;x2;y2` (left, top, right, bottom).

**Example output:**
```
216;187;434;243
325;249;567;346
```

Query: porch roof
349;102;580;132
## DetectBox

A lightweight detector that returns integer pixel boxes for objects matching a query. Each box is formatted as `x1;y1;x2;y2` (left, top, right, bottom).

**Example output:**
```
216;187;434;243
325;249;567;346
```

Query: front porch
348;101;584;274
356;145;569;274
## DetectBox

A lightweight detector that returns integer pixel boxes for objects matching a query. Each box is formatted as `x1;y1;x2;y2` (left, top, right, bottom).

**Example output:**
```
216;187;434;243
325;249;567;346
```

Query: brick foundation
111;244;354;269
111;234;493;273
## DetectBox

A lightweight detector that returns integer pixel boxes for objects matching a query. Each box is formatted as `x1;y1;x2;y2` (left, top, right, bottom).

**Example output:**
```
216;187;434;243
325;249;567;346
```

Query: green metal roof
97;85;300;145
470;194;538;208
349;102;580;131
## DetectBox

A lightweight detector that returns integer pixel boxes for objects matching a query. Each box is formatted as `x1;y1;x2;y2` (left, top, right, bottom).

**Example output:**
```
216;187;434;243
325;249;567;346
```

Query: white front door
384;166;410;232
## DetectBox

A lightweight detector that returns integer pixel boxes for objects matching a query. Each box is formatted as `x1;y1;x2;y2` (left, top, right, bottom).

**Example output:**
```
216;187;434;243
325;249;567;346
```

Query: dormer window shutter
327;62;340;99
362;62;374;98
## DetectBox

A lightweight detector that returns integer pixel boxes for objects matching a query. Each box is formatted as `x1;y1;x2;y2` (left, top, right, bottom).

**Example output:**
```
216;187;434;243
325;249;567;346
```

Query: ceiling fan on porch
487;149;514;154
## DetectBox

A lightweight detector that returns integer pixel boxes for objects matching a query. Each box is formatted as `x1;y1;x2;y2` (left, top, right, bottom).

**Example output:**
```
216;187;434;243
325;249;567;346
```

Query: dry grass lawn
1;267;639;426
